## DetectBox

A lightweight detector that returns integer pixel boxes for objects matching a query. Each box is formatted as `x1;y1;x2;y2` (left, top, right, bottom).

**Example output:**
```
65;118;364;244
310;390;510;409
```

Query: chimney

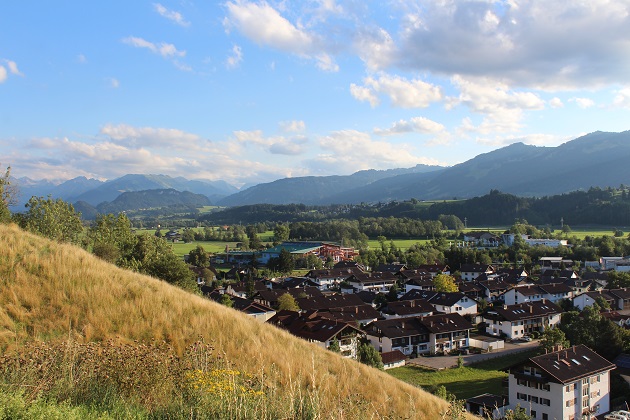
529;305;533;313
355;306;358;314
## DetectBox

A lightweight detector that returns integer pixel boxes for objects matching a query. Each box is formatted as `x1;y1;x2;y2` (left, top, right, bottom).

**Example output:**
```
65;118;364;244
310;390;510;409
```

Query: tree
433;273;459;293
328;338;341;353
88;213;137;264
273;223;290;243
539;327;569;354
188;245;209;267
277;293;300;311
504;405;531;420
357;342;383;370
0;164;17;223
21;196;83;244
182;228;195;243
278;249;296;274
220;293;234;308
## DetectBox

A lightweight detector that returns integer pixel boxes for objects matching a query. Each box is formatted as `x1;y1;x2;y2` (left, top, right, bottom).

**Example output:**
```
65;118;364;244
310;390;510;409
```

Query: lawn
388;349;539;400
366;238;432;250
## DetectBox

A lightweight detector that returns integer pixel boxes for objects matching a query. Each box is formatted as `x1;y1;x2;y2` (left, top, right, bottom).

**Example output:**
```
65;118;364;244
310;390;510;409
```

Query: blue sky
1;1;630;187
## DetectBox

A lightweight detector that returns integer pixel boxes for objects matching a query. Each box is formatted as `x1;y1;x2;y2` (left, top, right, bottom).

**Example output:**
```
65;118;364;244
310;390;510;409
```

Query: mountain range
10;130;630;211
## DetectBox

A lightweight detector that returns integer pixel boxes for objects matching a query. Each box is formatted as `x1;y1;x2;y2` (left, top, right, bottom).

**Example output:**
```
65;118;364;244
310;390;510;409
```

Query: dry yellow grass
0;223;477;419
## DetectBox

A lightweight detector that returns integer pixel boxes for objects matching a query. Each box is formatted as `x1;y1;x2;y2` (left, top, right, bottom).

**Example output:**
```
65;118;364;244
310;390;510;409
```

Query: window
541;398;551;406
528;395;539;404
582;378;588;385
542;414;548;420
583;387;588;396
582;399;589;408
517;393;528;401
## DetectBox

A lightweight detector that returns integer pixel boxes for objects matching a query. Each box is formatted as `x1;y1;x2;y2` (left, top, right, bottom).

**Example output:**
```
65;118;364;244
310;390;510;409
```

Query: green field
388;349;538;400
366;238;432;250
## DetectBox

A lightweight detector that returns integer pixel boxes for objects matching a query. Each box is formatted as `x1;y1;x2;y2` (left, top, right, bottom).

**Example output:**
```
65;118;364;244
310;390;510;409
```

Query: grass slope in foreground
0;224;473;419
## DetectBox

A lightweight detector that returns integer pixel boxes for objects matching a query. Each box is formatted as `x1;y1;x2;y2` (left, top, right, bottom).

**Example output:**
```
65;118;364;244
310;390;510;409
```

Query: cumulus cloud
373;117;445;136
5;60;23;76
153;3;190;27
549;97;564;108
233;130;308;155
613;88;630;108
351;73;442;108
279;120;306;133
392;0;630;89
449;75;545;134
570;97;595;109
226;45;243;69
0;66;6;83
224;0;338;72
100;124;203;150
305;130;443;174
122;36;186;59
0;59;23;83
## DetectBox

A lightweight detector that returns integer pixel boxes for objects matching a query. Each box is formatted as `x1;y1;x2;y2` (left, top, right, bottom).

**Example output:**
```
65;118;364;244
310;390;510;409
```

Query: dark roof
430;292;471;307
609;288;630;300
355;290;378;304
382;299;435;317
296;293;365;311
306;267;363;279
365;317;429;339
613;353;630;376
399;289;437;301
373;263;408;274
205;290;274;314
414;264;449;273
347;272;398;284
466;393;509;409
324;305;381;323
512;345;615;384
255;287;324;304
460;264;494;273
282;277;320;289
381;350;406;364
478;278;511;292
420;313;474;333
267;310;363;343
484;300;562;322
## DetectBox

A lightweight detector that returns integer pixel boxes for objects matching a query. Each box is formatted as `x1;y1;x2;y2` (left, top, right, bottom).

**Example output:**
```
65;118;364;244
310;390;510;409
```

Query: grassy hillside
0;223;471;419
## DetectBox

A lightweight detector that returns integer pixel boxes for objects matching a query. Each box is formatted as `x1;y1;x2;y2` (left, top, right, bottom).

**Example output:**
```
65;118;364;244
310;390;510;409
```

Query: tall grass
0;223;472;419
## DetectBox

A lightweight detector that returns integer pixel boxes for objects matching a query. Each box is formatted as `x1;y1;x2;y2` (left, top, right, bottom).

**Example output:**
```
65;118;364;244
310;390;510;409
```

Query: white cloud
352;74;442;108
449;75;545;134
570;97;595;109
0;66;6;83
233;130;308;155
350;83;379;107
392;0;630;89
6;60;23;76
474;133;569;148
374;116;445;136
100;124;202;150
224;1;338;72
280;120;306;133
77;54;87;64
354;26;397;71
226;45;243;69
153;3;190;27
122;36;186;59
108;78;120;88
549;97;564;108
305;129;443;174
613;88;630;108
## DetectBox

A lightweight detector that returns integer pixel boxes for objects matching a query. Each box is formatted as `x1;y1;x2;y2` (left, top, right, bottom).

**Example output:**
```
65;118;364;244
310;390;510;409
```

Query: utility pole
464;217;467;229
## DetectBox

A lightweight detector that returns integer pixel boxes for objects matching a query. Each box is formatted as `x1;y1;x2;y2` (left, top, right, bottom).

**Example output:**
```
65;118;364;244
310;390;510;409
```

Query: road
406;340;540;370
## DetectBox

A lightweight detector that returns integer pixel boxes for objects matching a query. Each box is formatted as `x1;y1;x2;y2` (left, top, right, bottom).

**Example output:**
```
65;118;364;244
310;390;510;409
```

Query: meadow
388;349;539;400
0;223;468;419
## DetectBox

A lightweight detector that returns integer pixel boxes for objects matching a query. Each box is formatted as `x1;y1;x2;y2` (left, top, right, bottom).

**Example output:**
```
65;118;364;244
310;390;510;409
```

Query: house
267;310;363;358
572;290;617;311
460;264;495;281
204;290;276;322
478;278;512;302
601;310;630;328
608;288;630;310
373;263;407;275
457;281;485;300
466;394;508;419
295;293;380;326
506;345;615;420
380;299;436;319
463;231;501;247
503;284;573;306
253;287;323;309
525;238;568;247
364;317;430;356
259;241;358;265
305;267;363;291
345;272;398;293
381;350;406;370
483;300;562;339
414;264;450;277
364;313;473;355
224;280;267;298
398;290;478;315
402;274;435;292
421;313;474;354
539;257;575;273
495;267;529;285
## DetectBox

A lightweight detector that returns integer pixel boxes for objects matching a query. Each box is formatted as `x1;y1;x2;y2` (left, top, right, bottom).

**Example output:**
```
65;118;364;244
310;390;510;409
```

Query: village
189;234;630;420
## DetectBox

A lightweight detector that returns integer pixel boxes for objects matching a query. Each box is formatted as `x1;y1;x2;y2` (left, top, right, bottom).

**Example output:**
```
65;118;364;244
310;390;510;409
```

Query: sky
1;1;630;188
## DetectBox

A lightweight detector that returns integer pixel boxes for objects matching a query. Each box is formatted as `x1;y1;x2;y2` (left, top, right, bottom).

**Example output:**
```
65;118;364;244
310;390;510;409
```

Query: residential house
364;313;473;355
572;290;617;311
463;231;501;247
305;267;363;291
267;310;363;358
380;299;436;319
345;271;398;293
381;350;406;370
506;345;615;420
415;264;450;277
295;293;380;326
608;288;630;310
403;274;435;292
503;284;573;306
478;278;512;302
460;264;495;281
539;257;575;273
483;300;562;339
373;263;407;275
466;394;508;419
253;286;323;309
398;290;478;315
205;290;276;322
